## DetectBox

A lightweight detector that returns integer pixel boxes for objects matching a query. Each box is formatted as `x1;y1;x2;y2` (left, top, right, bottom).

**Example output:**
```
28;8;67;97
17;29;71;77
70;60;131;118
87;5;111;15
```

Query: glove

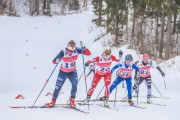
53;59;60;64
138;69;143;74
85;62;90;67
80;41;85;49
119;50;123;57
161;71;165;77
135;60;139;65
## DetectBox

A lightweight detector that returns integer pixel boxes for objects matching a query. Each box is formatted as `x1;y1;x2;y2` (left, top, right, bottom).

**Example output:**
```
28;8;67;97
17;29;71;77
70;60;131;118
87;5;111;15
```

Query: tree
0;0;3;15
165;15;172;60
43;0;51;15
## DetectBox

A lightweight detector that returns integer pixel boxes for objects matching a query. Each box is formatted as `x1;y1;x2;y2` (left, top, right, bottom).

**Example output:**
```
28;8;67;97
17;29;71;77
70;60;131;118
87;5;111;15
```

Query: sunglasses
143;58;149;61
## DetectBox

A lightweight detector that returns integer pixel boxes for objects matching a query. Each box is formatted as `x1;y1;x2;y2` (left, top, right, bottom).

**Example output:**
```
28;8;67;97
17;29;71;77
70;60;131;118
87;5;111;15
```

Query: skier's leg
104;73;112;97
53;70;68;100
126;77;134;105
145;76;152;97
45;70;67;107
87;73;102;96
126;78;133;99
109;76;123;94
132;77;144;91
68;70;78;107
93;70;95;74
68;70;78;98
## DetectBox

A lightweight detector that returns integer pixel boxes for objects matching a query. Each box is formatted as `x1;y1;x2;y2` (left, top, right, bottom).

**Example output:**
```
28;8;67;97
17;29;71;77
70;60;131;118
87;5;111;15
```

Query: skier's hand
138;69;143;74
80;41;85;49
161;71;165;77
53;59;60;64
135;60;139;65
85;62;90;67
119;50;123;57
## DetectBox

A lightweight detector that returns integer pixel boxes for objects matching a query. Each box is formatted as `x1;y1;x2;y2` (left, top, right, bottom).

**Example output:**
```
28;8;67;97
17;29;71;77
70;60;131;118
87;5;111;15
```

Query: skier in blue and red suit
109;54;140;106
45;40;91;108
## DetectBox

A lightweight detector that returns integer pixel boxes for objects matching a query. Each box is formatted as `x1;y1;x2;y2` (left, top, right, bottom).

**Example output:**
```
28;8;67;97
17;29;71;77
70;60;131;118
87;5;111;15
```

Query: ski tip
10;106;25;108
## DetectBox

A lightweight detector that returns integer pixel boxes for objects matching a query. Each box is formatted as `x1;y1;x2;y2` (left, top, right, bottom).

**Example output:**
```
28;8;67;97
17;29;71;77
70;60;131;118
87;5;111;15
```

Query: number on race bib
100;67;110;72
64;62;76;68
121;72;129;77
141;70;148;74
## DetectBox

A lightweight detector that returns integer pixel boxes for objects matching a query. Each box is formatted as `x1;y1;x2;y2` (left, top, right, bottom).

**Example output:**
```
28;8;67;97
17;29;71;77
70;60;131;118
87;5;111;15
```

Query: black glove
161;71;165;77
135;60;139;65
80;41;85;49
85;62;90;67
119;50;123;57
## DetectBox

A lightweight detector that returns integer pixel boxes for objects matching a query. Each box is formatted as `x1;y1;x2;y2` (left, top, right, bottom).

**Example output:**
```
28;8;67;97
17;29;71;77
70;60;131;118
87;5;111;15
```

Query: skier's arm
111;55;120;62
111;64;119;74
76;48;91;56
87;57;99;63
134;61;139;79
52;50;64;64
132;63;139;71
85;57;99;67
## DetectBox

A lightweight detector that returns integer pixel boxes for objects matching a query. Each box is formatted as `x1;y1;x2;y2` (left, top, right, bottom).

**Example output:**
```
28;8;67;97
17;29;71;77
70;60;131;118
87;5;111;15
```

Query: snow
1;9;180;120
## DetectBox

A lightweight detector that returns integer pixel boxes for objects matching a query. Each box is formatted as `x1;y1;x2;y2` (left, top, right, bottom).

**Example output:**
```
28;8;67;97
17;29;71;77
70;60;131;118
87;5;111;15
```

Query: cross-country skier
45;40;91;108
99;49;124;101
83;49;119;107
132;54;165;103
86;62;96;77
109;54;139;106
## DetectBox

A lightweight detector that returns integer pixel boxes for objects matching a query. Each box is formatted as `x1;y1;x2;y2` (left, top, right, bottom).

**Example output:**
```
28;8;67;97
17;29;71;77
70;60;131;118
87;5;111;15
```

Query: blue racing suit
109;62;139;99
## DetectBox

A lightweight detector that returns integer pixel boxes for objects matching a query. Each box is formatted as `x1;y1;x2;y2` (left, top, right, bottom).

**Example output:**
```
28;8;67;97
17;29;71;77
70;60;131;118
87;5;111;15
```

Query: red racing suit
87;55;119;97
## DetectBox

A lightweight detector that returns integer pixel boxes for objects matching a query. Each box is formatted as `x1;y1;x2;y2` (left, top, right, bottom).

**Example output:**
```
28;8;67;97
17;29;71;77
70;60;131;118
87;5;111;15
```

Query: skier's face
143;58;149;63
103;54;110;60
67;50;73;55
125;60;131;65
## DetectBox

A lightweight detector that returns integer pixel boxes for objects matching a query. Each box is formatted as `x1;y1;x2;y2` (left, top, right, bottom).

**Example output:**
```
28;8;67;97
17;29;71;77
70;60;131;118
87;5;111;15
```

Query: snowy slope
1;10;180;120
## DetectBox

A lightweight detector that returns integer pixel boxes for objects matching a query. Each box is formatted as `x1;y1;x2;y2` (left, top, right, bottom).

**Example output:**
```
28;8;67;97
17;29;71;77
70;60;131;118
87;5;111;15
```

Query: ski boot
104;97;109;108
128;99;134;106
70;97;76;108
147;95;152;103
99;96;105;101
149;94;156;98
121;96;128;102
45;97;56;108
82;95;91;104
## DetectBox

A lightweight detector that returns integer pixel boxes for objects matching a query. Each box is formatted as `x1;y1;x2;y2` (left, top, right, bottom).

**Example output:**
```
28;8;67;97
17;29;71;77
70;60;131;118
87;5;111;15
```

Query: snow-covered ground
0;10;180;120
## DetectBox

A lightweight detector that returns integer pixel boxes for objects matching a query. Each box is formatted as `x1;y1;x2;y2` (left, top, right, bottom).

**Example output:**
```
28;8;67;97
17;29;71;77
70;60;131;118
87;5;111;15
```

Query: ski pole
93;86;104;104
32;64;58;107
87;70;92;77
136;77;140;107
114;55;122;108
114;84;118;108
80;41;89;111
152;81;164;98
162;76;167;90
